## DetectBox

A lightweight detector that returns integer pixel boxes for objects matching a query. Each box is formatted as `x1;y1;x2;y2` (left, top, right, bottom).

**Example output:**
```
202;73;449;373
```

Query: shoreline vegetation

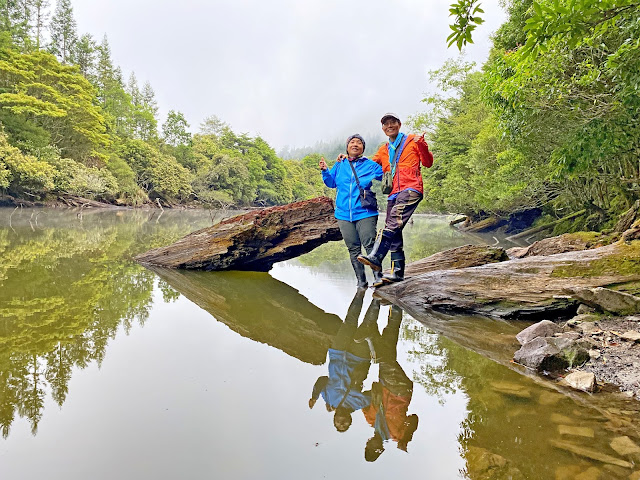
1;0;639;240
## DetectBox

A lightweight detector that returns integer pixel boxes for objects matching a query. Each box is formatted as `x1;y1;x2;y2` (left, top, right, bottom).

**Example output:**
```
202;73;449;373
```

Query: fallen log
505;210;586;242
376;240;640;320
135;196;342;271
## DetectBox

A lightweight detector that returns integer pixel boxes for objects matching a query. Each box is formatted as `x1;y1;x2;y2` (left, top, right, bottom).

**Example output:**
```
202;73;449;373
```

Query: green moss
551;241;640;280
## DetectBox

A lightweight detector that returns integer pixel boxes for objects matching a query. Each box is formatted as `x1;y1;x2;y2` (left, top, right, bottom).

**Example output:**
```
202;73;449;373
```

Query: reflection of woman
308;290;374;432
361;305;419;461
319;134;383;288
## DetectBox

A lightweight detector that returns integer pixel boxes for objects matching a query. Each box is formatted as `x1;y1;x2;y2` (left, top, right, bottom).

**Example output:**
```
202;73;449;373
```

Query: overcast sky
70;0;506;150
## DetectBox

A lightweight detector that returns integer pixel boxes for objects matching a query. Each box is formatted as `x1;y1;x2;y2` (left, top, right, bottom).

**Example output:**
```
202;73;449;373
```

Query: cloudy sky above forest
70;0;505;150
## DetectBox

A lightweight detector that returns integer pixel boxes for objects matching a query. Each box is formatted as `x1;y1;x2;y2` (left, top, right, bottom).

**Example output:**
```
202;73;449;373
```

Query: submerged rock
610;436;640;456
549;439;633;468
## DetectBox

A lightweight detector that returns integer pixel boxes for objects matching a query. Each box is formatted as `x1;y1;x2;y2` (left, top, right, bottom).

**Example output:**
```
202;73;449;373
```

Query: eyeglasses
382;120;399;127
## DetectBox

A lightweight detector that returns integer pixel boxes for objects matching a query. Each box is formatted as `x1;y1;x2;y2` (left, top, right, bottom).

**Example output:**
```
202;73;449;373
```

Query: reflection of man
308;290;375;432
361;305;419;461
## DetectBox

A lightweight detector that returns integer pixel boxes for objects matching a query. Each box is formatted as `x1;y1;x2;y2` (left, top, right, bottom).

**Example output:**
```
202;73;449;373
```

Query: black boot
372;269;384;288
357;231;392;272
382;251;405;284
351;258;368;289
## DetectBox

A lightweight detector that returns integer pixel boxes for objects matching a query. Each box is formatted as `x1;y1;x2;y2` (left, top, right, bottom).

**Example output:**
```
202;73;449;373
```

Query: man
357;113;433;286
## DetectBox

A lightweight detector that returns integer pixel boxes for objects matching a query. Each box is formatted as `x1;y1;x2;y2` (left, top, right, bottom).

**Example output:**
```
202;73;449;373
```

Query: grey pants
337;216;378;263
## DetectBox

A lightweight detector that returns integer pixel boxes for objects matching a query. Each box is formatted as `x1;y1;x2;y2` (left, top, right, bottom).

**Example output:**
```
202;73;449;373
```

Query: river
1;207;638;479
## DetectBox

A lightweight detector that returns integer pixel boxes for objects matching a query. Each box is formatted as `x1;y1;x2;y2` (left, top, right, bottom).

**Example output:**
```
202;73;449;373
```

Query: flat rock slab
564;371;597;393
566;287;640;316
135;197;341;271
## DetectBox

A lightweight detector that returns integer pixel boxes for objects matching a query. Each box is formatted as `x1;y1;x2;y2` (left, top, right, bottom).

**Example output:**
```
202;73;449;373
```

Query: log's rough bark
376;242;640;320
405;244;508;277
135;196;342;271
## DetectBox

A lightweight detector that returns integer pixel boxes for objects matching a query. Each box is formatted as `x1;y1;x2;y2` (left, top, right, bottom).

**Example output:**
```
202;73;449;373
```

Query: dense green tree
162;109;191;147
69;33;96;79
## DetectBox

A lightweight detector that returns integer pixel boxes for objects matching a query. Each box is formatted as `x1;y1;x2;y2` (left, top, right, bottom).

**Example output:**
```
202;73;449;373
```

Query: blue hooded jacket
322;157;383;222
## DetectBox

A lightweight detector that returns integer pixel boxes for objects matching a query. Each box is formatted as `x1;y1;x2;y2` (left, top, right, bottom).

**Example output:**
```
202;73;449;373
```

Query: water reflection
2;209;640;480
364;304;419;461
0;208;213;437
309;290;374;432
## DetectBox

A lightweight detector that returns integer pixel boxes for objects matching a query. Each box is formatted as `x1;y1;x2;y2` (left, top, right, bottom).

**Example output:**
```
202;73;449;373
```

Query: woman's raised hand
336;153;347;162
319;157;328;171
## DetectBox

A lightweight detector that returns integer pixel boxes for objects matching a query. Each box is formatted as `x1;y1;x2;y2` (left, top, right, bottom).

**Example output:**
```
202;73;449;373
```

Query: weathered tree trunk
376;241;640;320
135;196;342;271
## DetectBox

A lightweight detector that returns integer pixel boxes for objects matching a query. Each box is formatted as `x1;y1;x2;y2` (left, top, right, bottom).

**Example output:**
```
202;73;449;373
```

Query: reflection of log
135;197;341;271
152;268;343;365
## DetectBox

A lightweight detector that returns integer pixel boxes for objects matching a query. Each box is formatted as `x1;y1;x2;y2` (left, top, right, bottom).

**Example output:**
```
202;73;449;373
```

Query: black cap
346;134;366;153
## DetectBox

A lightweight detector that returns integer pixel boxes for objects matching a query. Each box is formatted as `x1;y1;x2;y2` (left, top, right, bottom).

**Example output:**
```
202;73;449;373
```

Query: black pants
383;190;422;252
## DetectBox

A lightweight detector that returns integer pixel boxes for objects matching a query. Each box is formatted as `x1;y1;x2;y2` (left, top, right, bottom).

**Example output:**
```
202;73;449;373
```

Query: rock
548;439;633;468
550;413;575;424
622;219;640;242
516;320;562;345
490;381;532;399
626;315;640;322
538;391;564;406
466;446;525;480
558;424;595;438
404;244;508;278
514;337;589;372
554;332;582;341
554;465;583;480
564;371;597;392
610;436;640;456
135;197;342;271
574;467;601;480
574;313;600;323
577;304;597;315
630;470;640;480
589;349;601;359
620;331;640;342
565;287;640;316
614;200;640;233
580;322;602;335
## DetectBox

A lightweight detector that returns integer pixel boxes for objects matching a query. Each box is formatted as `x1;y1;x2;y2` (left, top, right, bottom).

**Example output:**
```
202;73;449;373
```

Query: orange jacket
372;133;433;196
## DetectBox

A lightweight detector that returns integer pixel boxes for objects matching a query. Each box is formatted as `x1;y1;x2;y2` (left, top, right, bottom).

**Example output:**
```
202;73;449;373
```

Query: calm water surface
1;208;639;479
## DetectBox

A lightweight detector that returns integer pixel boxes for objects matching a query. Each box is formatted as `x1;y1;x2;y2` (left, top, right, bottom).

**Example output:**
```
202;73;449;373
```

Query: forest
0;0;639;232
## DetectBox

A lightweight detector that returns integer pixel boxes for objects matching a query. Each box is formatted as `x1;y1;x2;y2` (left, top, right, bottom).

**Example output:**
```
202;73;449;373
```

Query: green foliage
0;47;109;161
162;110;191;147
447;0;485;50
0;129;54;195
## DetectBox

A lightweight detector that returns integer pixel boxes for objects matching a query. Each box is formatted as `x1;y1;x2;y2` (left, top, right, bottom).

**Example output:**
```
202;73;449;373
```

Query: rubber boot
372;269;384;288
357;230;392;272
382;251;405;284
351;258;368;289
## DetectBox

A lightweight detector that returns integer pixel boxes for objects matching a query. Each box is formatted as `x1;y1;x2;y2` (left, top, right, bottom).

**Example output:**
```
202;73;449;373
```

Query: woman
319;134;383;288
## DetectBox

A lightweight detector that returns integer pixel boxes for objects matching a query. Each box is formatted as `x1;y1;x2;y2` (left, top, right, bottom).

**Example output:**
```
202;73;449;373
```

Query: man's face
382;117;401;138
347;138;364;157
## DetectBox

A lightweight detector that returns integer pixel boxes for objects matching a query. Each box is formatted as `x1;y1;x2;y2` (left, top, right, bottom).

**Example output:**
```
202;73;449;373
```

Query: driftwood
405;244;508;277
135;196;341;271
151;268;343;365
615;200;640;233
376;241;640;320
505;210;586;242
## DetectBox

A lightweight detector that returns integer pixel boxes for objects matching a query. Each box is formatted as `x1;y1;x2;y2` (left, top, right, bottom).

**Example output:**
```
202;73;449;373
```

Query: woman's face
347;138;364;157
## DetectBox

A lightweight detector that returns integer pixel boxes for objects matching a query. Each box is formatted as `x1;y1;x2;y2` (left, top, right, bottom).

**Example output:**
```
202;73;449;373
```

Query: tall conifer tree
49;0;76;63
